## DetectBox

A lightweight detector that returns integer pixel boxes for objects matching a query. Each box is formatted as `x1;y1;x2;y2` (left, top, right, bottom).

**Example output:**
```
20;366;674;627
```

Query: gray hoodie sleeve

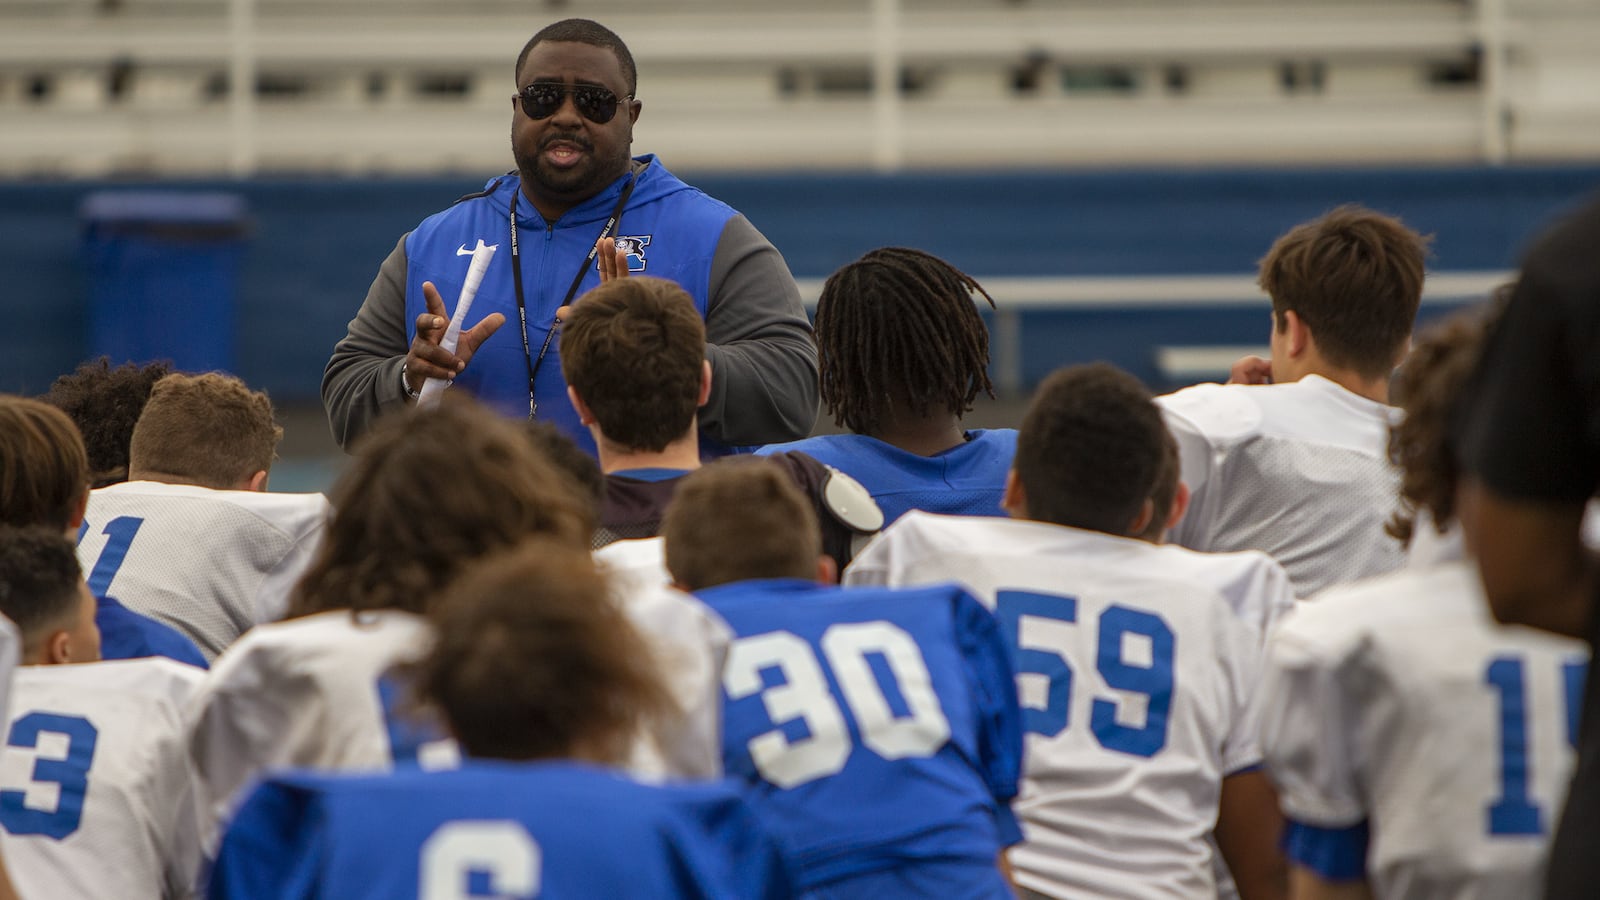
699;215;819;445
321;235;412;450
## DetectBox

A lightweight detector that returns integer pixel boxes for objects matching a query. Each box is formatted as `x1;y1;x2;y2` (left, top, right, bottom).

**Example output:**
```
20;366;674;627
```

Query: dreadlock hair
1384;291;1507;546
815;247;996;436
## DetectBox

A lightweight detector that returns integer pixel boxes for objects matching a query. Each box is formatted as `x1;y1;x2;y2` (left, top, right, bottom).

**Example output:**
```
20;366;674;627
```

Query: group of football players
0;195;1593;900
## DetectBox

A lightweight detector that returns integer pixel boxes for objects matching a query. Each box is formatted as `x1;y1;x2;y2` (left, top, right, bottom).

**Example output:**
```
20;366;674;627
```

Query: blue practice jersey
758;430;1017;526
94;595;207;670
696;579;1023;897
208;761;793;899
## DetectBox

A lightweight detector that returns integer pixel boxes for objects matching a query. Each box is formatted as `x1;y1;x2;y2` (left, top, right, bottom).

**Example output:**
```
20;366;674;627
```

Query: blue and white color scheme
757;430;1017;526
78;481;329;660
697;579;1022;898
1260;528;1588;899
208;762;794;899
0;658;204;900
846;512;1273;898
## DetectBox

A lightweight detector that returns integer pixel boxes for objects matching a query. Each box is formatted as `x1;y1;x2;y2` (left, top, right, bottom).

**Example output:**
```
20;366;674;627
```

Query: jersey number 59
995;589;1175;757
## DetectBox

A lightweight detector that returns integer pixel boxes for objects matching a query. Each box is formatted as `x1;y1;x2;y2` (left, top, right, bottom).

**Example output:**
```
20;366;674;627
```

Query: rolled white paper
418;239;498;408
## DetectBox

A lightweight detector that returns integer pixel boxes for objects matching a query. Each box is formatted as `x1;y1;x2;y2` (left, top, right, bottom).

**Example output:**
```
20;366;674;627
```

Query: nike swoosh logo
456;244;474;256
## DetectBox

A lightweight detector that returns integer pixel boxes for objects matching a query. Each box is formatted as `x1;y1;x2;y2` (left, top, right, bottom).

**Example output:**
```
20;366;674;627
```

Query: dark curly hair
1015;363;1167;535
814;247;995;436
286;398;595;619
1385;292;1507;545
40;357;173;488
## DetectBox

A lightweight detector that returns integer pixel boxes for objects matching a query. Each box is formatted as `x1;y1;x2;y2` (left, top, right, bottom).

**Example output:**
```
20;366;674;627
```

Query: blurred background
2;0;1597;490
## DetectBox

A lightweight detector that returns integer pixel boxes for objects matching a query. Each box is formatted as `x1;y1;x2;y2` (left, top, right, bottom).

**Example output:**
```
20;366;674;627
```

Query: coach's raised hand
403;281;505;397
596;236;629;283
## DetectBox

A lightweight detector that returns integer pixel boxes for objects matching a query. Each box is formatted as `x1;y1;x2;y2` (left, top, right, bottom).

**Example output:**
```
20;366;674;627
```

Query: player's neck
1295;365;1392;405
595;432;701;475
864;413;967;458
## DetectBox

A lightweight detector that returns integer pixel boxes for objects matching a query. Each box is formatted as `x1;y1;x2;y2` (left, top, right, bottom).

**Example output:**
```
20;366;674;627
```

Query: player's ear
67;489;88;531
244;470;270;492
815;555;839;585
1001;469;1026;520
1126;498;1156;538
696;360;712;408
1284;309;1311;359
43;629;72;665
567;386;596;426
1165;482;1191;535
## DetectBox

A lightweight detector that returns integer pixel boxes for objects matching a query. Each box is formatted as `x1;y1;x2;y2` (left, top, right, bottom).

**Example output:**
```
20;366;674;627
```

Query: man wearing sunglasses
323;18;818;458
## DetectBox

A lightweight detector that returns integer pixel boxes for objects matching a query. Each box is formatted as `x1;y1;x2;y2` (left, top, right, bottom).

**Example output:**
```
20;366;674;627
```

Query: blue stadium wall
3;164;1597;401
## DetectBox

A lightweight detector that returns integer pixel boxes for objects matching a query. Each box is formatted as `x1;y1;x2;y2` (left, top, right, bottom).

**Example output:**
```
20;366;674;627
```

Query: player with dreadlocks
759;246;1016;525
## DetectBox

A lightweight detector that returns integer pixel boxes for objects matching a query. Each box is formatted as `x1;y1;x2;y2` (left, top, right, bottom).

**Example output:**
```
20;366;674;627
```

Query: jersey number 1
79;516;146;596
1485;655;1586;836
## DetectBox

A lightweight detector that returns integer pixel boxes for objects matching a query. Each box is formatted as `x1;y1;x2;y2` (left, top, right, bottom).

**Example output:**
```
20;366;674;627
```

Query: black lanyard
508;163;643;419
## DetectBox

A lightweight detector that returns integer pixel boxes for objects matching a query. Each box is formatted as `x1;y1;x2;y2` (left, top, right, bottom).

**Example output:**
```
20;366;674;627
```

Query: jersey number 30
725;621;953;789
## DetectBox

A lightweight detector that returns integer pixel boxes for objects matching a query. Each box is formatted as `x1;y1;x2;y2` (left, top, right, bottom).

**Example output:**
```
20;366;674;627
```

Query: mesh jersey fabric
846;512;1269;899
1157;375;1404;598
208;761;794;899
78;481;329;659
0;658;204;900
186;609;438;850
757;429;1017;526
694;578;1021;898
1260;531;1588;900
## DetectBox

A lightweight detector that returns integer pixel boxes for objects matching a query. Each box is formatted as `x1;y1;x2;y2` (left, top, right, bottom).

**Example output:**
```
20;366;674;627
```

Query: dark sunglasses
516;82;630;124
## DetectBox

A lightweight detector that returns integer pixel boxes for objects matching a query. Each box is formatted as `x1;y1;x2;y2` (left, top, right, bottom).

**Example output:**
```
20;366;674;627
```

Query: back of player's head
287;399;595;619
1386;295;1504;544
560;276;706;453
517;18;637;95
815;246;996;435
1258;204;1430;379
0;395;88;532
663;458;821;592
421;537;666;763
524;420;605;515
129;372;282;489
41;356;174;489
0;525;94;659
1014;363;1168;536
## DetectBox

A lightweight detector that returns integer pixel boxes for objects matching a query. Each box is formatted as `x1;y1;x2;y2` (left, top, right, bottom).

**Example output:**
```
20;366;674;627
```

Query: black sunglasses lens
519;84;619;123
573;87;619;123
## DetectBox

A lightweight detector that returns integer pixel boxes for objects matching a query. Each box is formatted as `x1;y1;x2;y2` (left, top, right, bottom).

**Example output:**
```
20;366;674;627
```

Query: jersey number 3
725;621;953;789
0;713;99;840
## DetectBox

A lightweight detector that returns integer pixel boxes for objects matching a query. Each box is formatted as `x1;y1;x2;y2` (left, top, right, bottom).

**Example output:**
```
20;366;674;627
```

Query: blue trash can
81;192;250;373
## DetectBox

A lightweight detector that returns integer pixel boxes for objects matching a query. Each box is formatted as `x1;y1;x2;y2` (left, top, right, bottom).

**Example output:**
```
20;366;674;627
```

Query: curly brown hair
1385;293;1507;545
285;398;595;619
420;537;668;763
40;357;174;489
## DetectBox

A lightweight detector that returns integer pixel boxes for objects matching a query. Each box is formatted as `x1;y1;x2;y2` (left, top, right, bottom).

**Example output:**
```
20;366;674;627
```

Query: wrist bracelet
401;362;421;400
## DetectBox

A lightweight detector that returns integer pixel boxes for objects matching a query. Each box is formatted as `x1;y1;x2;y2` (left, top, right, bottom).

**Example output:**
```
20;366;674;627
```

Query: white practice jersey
1158;375;1404;598
846;512;1269;899
595;537;732;781
1260;530;1588;900
0;659;204;900
0;617;19;728
186;609;440;847
78;481;330;659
